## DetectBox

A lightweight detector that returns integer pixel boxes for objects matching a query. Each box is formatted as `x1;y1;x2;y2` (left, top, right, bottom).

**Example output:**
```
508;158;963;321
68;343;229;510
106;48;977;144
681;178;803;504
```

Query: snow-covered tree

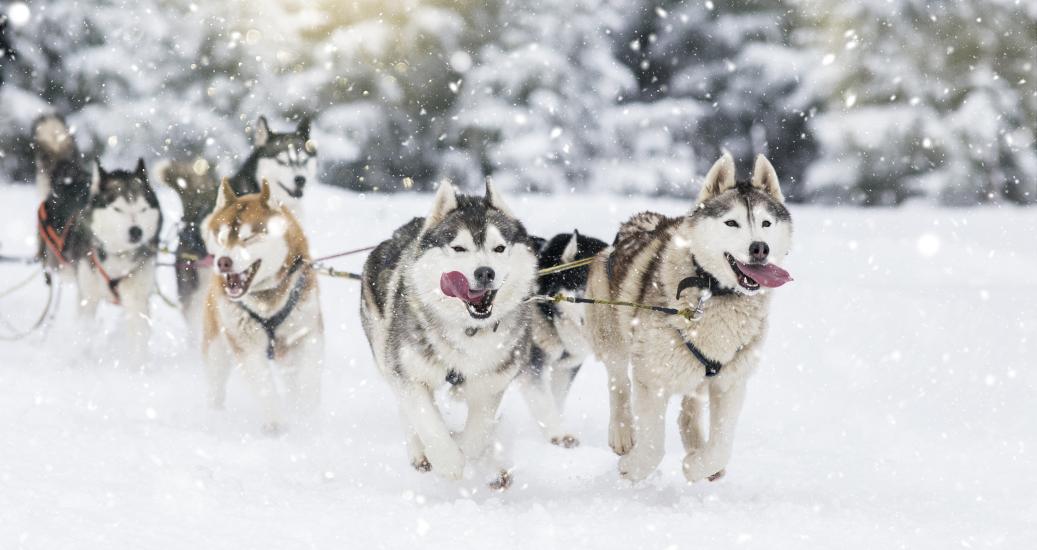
612;0;818;199
802;0;1037;205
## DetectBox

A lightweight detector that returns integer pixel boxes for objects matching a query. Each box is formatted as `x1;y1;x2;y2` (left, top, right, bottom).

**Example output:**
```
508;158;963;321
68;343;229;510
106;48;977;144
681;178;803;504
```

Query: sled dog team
31;114;794;488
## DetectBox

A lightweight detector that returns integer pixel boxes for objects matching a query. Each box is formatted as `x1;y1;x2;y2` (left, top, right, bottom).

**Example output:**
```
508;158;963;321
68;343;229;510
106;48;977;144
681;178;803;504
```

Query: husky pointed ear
135;157;148;179
751;154;784;202
296;117;311;140
423;180;458;231
259;179;272;205
483;176;514;217
697;152;736;202
215;178;236;211
561;230;580;263
90;159;105;194
254;116;271;146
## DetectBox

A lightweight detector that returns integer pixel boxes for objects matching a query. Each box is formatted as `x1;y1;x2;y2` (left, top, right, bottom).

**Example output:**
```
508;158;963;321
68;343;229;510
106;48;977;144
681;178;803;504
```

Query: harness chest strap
88;248;123;305
37;202;75;266
237;261;308;360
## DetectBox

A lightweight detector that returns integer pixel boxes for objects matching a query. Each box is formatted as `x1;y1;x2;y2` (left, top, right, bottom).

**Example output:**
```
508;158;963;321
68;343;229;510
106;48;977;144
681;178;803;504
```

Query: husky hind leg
518;369;578;447
550;363;580;409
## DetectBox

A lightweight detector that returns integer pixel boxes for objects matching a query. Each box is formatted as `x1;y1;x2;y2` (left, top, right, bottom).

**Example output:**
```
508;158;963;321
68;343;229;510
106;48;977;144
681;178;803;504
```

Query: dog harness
236;260;308;360
87;248;123;305
684;340;724;377
37;202;75;266
676;261;736;377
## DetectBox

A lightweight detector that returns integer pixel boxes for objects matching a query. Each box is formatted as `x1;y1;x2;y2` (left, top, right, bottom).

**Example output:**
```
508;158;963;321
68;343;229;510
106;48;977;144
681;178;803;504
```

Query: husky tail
32;115;79;199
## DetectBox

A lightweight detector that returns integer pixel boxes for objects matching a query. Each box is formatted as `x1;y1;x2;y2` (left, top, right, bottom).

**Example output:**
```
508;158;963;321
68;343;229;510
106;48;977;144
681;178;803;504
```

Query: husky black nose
749;241;770;262
294;176;307;188
128;226;143;243
217;256;233;273
474;267;495;287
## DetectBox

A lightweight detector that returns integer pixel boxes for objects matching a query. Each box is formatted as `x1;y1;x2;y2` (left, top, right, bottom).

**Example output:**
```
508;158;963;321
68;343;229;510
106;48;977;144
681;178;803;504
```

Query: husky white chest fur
360;181;537;487
587;153;794;484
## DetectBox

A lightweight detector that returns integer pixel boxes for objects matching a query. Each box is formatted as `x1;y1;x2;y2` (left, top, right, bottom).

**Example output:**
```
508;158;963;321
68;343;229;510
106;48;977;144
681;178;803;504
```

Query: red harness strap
87;248;122;305
37;202;75;266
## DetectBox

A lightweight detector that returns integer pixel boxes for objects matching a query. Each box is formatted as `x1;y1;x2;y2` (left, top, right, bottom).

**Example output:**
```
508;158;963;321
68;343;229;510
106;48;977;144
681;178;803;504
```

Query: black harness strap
675;259;736;300
685;340;724;377
237;261;308;360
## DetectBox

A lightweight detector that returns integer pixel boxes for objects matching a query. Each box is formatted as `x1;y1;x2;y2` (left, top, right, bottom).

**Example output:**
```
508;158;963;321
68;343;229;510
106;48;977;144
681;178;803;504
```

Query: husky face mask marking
683;154;793;294
410;182;537;326
206;180;294;301
88;159;162;253
252;116;317;205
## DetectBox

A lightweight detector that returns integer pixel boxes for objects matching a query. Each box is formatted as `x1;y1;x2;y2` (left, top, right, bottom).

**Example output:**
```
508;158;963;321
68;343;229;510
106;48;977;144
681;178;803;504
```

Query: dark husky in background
519;231;607;448
33;115;163;367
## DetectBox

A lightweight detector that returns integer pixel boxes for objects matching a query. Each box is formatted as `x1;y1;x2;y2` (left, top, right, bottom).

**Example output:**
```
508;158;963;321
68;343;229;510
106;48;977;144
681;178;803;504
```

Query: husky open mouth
440;271;498;320
277;181;304;199
223;260;262;299
724;253;792;291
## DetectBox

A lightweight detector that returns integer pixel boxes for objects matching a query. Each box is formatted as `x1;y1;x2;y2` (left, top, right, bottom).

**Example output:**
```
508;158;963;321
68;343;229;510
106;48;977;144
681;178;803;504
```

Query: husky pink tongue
736;261;793;288
440;271;487;301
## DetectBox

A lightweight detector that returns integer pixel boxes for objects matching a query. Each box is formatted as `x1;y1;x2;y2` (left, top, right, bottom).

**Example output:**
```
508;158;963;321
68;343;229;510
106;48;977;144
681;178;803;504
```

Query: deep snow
0;183;1034;549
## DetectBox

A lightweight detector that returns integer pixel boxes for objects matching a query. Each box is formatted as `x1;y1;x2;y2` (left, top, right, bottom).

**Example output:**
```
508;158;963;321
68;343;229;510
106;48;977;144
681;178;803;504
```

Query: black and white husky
519;231;607;448
227;116;316;215
33;115;163;367
586;153;793;483
360;181;538;488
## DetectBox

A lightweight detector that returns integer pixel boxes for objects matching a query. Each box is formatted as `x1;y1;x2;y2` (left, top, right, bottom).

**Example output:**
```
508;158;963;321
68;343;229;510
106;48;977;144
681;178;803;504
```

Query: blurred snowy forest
0;0;1034;205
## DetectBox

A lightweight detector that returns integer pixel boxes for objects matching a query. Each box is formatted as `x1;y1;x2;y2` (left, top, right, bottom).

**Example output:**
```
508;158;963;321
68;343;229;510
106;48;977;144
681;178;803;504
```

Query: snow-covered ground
1;182;1034;549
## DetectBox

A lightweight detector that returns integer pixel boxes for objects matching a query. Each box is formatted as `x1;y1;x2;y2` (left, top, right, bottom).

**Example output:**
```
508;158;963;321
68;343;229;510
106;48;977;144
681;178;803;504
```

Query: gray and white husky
227;116;316;215
520;231;607;448
586;153;793;483
34;116;163;367
360;181;538;488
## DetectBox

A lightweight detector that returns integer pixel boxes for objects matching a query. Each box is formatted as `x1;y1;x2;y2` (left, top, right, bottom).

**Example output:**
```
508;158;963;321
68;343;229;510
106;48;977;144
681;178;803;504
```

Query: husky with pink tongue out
585;153;794;484
360;180;537;489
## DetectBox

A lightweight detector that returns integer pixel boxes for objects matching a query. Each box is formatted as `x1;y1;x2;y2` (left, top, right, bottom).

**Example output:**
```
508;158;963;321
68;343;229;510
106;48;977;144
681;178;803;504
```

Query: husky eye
762;220;772;228
493;245;506;253
724;220;739;228
112;206;124;213
451;246;467;253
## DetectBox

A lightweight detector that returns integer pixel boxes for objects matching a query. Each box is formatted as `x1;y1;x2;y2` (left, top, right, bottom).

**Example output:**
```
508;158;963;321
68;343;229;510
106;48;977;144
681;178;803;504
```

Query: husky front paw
425;444;465;480
609;416;635;455
550;434;580;448
488;469;512;491
261;422;285;437
682;450;726;483
618;450;661;481
411;456;432;473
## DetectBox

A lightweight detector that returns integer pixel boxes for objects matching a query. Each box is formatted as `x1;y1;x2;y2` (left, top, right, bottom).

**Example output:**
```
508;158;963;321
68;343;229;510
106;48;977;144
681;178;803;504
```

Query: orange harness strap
37;202;75;266
87;248;122;305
